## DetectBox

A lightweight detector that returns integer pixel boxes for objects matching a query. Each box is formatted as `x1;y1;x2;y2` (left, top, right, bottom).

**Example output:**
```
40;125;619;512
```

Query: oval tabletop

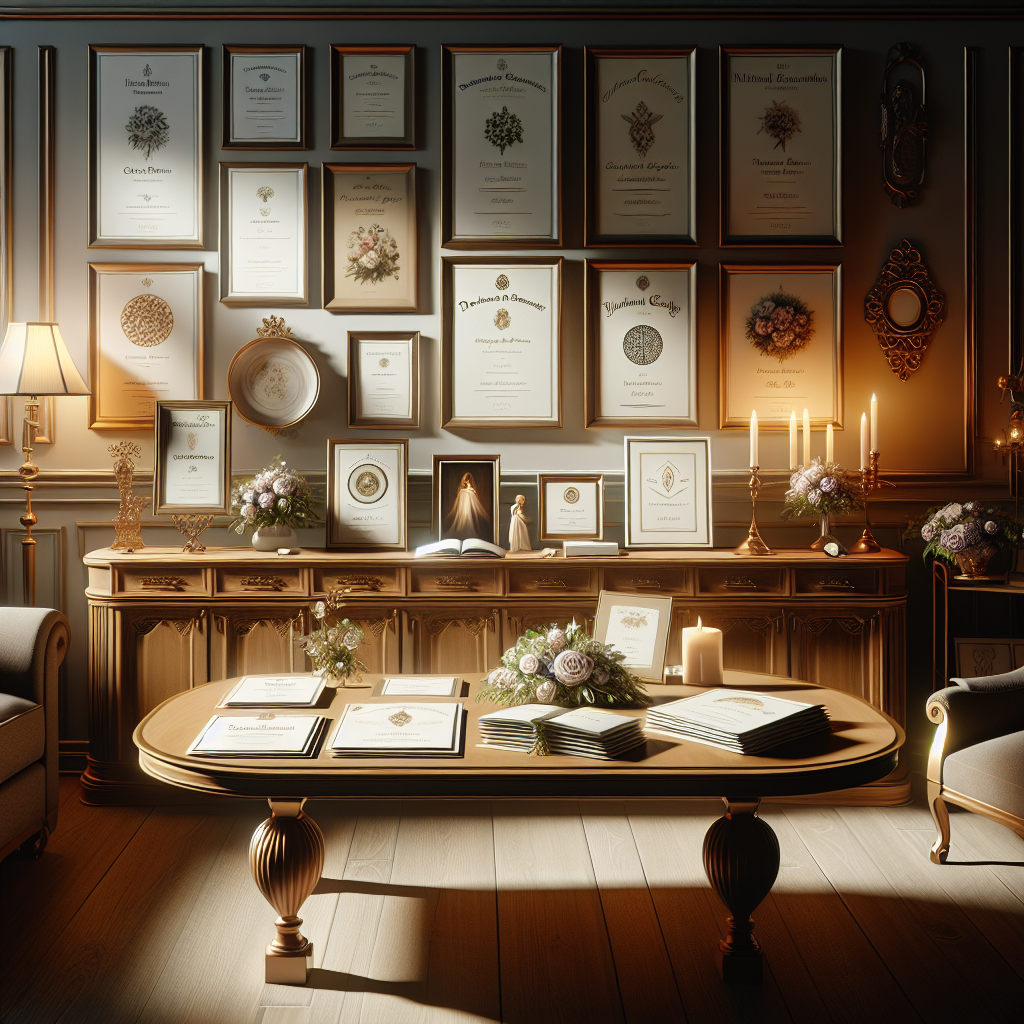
134;669;904;801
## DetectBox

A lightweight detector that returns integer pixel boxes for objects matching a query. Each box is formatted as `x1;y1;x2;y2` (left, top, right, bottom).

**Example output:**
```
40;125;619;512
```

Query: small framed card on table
221;44;306;150
347;330;419;429
538;474;604;542
326;438;409;551
153;400;231;515
594;590;673;682
330;45;416;150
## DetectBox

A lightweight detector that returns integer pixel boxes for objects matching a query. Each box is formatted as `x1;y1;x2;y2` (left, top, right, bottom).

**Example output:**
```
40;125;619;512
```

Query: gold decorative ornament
880;43;928;208
495;274;509;291
733;466;774;557
109;441;151;550
494;308;511;330
172;513;214;553
256;315;293;339
256;185;275;202
120;293;174;348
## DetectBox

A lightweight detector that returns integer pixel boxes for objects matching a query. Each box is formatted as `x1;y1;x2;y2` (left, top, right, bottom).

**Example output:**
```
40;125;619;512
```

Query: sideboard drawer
411;567;501;595
216;568;306;596
602;566;691;595
794;568;878;595
506;567;596;596
697;568;787;596
315;568;403;596
117;567;207;596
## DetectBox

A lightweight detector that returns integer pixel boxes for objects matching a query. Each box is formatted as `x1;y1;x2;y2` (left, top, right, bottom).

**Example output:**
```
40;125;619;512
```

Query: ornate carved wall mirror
880;42;928;207
864;239;945;382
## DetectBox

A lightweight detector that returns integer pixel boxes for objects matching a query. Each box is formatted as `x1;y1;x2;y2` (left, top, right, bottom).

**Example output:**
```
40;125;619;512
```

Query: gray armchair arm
950;667;1024;693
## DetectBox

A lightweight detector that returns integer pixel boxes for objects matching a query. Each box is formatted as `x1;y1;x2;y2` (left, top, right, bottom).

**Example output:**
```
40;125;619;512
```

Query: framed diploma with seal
442;45;561;248
326;438;409;551
585;260;696;428
88;263;203;429
721;45;842;246
624;436;713;549
219;162;308;306
538;474;604;542
719;263;842;429
594;590;673;681
222;44;306;150
585;46;696;246
322;163;419;313
153;400;231;515
347;330;419;429
330;45;415;150
442;257;562;429
88;44;203;248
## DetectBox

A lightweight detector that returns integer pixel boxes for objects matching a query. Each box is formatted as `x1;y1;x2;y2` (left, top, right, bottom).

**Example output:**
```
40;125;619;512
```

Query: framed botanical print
539;474;604;542
153;400;231;515
720;263;842;429
441;45;561;248
624;435;713;549
584;46;696;246
326;438;409;551
585;260;697;428
441;257;562;429
88;263;203;429
219;162;308;306
954;637;1015;679
347;330;419;429
222;45;306;150
594;590;673;681
330;45;415;150
720;45;842;246
322;163;419;313
432;454;501;544
88;44;203;248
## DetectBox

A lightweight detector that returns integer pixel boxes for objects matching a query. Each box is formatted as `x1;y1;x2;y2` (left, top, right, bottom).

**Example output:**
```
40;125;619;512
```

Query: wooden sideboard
83;545;909;804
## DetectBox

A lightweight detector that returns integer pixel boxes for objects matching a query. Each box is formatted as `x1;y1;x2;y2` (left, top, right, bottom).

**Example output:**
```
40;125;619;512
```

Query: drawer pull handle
722;577;759;589
818;577;856;589
140;576;188;591
631;578;663;589
436;575;476;591
329;574;384;593
534;577;568;589
240;575;288;591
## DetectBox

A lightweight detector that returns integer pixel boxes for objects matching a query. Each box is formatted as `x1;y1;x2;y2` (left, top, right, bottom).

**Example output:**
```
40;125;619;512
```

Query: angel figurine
508;494;532;553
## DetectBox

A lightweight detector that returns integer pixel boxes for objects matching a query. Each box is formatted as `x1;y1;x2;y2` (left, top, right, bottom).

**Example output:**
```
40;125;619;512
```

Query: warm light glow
697;616;702;630
0;322;90;397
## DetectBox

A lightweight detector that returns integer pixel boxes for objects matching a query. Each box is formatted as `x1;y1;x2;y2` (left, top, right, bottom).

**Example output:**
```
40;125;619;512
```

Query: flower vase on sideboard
251;525;299;552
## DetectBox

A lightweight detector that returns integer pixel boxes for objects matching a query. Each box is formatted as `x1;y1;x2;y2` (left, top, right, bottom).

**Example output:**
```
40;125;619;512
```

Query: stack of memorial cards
221;674;327;708
329;703;464;757
478;704;561;751
645;688;831;755
188;714;327;758
478;705;646;759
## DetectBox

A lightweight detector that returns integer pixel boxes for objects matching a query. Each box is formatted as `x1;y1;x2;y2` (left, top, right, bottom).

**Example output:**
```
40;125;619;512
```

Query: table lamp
0;322;91;605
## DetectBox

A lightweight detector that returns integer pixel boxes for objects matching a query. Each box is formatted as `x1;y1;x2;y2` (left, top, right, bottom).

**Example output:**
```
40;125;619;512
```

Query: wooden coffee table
134;670;903;986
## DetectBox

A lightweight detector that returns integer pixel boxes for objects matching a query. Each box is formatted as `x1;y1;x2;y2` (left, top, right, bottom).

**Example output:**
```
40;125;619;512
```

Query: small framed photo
322;162;419;313
442;257;562;429
432;454;501;544
954;638;1015;679
585;260;696;428
222;44;306;150
720;45;842;246
153;400;231;515
347;330;419;429
219;162;308;306
594;590;673;682
720;263;842;429
326;438;409;551
538;474;604;542
330;45;415;150
624;435;713;549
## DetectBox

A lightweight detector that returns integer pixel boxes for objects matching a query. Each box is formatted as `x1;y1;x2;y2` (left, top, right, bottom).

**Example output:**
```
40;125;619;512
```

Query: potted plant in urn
907;502;1023;580
230;456;319;551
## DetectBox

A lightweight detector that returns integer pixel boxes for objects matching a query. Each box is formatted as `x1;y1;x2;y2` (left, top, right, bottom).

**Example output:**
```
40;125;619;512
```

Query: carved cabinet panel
788;610;877;707
502;604;597;655
210;608;304;682
406;608;501;676
303;605;400;676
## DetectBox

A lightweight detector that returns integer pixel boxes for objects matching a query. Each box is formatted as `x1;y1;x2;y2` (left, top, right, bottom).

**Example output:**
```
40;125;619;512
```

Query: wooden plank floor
2;777;1022;1024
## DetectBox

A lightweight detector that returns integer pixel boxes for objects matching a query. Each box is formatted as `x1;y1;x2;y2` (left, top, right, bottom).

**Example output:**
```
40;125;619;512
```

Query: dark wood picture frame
432;454;501;545
330;45;415;150
221;44;307;151
347;330;420;429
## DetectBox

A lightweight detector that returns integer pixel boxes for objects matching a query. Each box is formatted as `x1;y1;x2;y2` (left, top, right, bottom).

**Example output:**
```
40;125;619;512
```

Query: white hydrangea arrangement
230;455;319;535
908;502;1022;566
782;458;863;520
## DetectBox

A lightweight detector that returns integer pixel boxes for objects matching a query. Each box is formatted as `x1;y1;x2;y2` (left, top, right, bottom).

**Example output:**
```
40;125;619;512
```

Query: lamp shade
0;322;91;396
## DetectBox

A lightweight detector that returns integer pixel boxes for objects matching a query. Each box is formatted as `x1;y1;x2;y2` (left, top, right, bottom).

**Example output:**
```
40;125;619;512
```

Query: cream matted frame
432;454;501;545
326;438;409;551
153;399;232;516
538;474;604;542
594;589;674;682
330;45;416;150
222;44;306;150
88;262;204;430
347;330;420;429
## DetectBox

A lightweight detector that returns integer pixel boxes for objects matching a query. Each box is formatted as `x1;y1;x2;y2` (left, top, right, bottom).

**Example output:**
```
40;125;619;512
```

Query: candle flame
697;616;702;630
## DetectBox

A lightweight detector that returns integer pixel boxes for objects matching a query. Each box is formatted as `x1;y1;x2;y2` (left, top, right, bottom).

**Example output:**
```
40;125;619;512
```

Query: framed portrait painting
153;400;231;516
719;263;842;429
326;438;409;551
222;44;306;150
330;45;415;150
432;455;501;545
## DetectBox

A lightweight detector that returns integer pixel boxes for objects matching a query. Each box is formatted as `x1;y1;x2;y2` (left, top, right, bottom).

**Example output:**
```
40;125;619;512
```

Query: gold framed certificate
442;45;561;248
326;438;409;551
322;162;419;313
88;44;203;249
222;44;306;150
623;435;713;549
347;330;419;429
594;590;673;682
721;45;842;246
585;46;696;246
153;400;231;515
585;260;696;428
719;263;842;429
538;474;604;542
441;257;562;429
88;262;203;429
330;45;415;150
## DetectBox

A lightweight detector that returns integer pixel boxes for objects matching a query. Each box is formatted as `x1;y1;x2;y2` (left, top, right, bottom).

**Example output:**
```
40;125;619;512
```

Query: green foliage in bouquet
478;620;651;710
782;458;864;520
230;456;320;534
906;501;1023;567
299;589;367;684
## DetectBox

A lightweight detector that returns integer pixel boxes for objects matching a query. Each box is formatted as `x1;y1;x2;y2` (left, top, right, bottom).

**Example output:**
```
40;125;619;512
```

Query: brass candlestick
851;450;882;553
734;466;775;556
173;514;214;553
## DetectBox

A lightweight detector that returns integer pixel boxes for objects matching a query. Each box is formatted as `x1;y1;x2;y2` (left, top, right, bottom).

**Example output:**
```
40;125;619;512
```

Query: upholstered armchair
0;607;70;860
926;667;1024;864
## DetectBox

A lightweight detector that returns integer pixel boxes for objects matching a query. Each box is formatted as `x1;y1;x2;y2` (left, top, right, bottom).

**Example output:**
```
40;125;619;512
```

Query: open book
415;538;505;558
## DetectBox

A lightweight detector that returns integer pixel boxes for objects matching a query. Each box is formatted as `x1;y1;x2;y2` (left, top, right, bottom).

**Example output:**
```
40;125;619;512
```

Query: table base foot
715;942;763;984
265;943;314;985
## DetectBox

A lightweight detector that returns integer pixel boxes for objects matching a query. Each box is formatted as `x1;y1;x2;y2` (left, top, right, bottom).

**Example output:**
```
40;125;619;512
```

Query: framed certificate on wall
327;438;409;551
330;45;415;149
153;400;231;515
219;162;308;306
720;45;842;246
538;474;604;542
442;45;561;248
222;45;306;150
584;260;696;428
585;46;696;246
88;263;203;429
347;330;419;429
323;163;419;313
441;257;562;429
88;44;203;248
624;436;713;549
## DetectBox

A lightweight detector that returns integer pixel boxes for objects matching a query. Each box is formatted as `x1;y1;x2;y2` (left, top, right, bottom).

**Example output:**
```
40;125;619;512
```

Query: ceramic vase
252;524;299;552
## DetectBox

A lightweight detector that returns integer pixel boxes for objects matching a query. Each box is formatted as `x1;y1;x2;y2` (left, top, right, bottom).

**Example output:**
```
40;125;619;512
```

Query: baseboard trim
59;740;89;775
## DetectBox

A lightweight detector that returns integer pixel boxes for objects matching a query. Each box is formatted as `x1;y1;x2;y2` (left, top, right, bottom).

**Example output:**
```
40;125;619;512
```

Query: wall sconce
994;374;1024;457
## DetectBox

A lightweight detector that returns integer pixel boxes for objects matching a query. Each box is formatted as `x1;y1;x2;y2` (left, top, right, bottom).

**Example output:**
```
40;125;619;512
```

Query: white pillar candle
802;408;811;467
870;393;878;451
825;423;834;464
789;410;798;470
749;410;758;469
681;617;724;687
860;412;869;470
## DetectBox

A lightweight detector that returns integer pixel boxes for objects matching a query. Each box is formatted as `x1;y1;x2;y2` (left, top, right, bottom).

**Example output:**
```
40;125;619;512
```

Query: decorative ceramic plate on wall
227;336;320;433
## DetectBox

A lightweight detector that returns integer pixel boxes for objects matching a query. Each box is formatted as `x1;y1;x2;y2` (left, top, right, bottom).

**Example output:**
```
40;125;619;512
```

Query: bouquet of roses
783;458;864;520
907;501;1023;567
230;455;319;534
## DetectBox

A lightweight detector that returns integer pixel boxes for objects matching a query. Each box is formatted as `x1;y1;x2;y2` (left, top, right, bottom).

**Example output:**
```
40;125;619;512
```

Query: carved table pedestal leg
250;798;325;984
702;797;780;984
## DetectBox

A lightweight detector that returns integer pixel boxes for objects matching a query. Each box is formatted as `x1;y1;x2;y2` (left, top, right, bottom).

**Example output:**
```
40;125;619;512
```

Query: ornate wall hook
880;43;928;207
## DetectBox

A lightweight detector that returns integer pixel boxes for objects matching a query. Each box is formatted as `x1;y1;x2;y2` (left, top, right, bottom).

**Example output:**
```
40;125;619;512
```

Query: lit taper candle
860;413;869;470
802;408;811;466
789;410;798;470
870;393;878;451
826;422;834;463
749;410;758;469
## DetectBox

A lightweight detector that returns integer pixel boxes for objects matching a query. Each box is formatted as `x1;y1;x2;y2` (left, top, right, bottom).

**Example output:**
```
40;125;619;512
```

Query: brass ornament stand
734;466;774;556
851;451;883;554
18;401;41;605
109;442;151;551
172;514;215;553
